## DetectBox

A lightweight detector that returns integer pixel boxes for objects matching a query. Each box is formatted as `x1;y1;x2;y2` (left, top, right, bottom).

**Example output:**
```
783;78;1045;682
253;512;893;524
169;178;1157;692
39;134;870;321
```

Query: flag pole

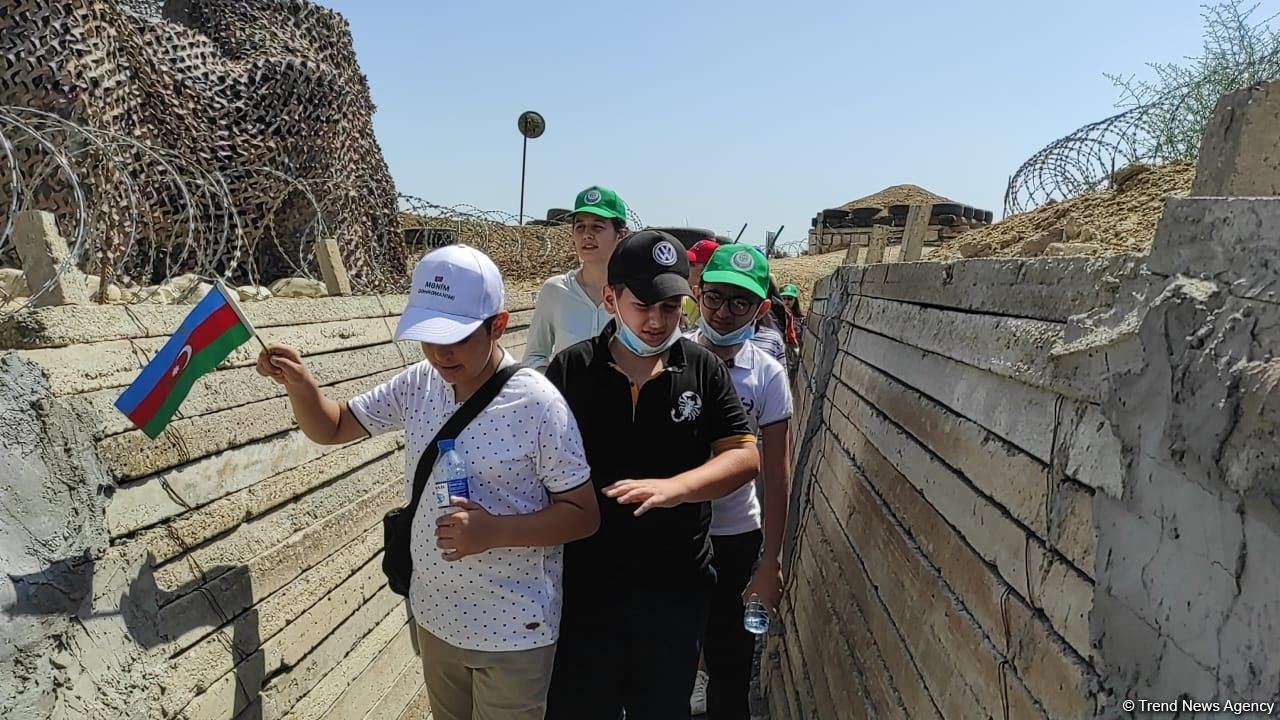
215;279;269;353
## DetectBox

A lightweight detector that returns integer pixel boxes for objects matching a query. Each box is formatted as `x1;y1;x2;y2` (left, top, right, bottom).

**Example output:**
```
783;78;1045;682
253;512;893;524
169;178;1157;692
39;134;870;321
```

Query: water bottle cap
438;439;455;452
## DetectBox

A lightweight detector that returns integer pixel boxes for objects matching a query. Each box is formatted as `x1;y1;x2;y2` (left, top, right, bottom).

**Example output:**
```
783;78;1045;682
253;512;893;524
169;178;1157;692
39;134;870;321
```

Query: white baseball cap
395;244;505;344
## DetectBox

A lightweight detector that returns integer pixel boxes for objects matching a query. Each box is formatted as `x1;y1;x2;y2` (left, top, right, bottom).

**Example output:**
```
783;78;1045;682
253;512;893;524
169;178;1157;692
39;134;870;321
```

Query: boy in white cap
256;244;599;720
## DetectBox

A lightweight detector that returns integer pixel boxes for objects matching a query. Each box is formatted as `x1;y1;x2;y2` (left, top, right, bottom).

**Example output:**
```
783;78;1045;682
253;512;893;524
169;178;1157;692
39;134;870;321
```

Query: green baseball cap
780;284;799;298
701;245;771;300
570;185;627;221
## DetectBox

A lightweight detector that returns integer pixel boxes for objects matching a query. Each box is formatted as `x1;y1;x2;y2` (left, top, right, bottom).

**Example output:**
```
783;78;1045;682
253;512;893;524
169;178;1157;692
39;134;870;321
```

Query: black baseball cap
607;230;692;304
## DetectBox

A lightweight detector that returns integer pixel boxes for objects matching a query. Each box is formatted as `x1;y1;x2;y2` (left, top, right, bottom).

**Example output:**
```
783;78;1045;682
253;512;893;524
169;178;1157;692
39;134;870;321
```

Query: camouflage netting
0;0;404;291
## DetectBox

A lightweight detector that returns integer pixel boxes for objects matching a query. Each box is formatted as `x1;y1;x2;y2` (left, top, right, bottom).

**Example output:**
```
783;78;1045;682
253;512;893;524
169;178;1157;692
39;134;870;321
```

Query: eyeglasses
700;290;759;317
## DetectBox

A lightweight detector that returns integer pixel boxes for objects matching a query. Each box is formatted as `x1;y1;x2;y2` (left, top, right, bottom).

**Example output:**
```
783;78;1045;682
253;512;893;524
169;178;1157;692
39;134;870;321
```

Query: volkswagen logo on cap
731;250;755;271
653;241;678;266
585;189;601;204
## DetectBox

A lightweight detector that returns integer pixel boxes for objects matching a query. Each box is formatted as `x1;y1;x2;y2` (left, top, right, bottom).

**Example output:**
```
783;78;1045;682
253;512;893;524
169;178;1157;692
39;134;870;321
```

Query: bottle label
434;476;470;509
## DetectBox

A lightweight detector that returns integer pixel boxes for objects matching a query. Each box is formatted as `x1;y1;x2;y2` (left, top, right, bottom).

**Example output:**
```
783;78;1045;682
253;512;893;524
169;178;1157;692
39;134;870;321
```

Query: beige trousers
415;624;557;720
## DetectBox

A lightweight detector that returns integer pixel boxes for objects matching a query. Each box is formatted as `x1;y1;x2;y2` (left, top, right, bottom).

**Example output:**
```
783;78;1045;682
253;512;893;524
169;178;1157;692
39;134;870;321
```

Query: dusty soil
933;162;1195;260
839;184;954;213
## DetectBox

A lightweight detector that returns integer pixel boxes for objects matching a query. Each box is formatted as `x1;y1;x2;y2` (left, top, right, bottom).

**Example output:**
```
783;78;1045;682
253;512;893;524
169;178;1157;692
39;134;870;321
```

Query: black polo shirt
545;321;755;594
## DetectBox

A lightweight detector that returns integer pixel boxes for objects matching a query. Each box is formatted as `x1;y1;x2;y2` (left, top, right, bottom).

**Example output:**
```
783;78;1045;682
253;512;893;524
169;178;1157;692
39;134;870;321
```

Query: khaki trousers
415;624;557;720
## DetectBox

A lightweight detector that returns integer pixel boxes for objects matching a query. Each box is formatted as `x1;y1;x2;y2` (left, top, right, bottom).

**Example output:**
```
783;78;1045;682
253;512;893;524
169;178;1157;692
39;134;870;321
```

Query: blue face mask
614;318;682;357
698;316;756;347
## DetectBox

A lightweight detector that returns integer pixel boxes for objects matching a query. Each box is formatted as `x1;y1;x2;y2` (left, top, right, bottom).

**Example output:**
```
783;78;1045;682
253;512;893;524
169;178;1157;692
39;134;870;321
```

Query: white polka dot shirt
348;352;590;651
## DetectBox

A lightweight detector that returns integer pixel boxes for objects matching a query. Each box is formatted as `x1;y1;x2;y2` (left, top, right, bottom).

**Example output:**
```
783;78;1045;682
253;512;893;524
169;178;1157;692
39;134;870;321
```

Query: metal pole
519;136;528;225
733;223;747;243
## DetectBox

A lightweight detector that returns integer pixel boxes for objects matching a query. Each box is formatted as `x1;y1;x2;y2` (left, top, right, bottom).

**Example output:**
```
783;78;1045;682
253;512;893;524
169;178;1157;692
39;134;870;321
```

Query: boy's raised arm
256;344;370;445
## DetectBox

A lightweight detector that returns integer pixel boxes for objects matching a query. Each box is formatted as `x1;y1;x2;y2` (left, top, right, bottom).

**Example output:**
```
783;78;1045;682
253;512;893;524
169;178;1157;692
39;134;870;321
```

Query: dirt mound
935;163;1195;260
840;184;954;213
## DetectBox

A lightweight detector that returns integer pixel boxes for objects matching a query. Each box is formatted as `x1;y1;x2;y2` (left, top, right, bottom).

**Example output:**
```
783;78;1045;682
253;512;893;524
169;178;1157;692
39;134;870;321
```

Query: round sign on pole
518;111;545;139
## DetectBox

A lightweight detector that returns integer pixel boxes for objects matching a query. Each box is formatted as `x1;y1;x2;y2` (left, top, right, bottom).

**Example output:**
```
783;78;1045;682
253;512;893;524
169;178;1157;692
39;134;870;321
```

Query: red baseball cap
687;239;720;265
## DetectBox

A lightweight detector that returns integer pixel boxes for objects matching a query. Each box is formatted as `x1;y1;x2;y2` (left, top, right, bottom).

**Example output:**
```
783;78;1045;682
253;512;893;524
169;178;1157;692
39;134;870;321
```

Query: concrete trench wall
0;292;534;719
764;198;1280;719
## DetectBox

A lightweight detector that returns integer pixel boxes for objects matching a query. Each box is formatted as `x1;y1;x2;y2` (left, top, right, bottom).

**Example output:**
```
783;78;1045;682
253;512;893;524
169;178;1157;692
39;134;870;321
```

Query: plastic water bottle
744;594;770;634
433;440;470;514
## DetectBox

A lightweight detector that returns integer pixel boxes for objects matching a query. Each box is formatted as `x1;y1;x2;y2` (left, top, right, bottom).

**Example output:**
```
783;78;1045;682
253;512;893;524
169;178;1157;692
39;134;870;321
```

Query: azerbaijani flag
115;281;257;439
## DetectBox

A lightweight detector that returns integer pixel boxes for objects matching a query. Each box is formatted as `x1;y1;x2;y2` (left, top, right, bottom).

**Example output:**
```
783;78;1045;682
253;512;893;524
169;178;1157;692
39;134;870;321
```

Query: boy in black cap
543;230;760;720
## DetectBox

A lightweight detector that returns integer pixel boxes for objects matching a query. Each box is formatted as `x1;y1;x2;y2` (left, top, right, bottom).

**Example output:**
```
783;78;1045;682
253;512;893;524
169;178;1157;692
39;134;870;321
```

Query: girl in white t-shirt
524;185;629;370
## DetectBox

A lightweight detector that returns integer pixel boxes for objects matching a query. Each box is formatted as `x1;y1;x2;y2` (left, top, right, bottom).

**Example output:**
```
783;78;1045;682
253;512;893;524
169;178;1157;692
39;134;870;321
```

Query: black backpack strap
404;364;522;514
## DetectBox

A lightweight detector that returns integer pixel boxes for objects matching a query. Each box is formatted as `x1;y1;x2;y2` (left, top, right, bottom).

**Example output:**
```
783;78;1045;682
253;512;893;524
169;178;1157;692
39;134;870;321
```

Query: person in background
687;245;793;720
257;245;599;720
682;238;720;328
543;230;760;720
524;185;630;370
779;284;805;372
750;276;789;371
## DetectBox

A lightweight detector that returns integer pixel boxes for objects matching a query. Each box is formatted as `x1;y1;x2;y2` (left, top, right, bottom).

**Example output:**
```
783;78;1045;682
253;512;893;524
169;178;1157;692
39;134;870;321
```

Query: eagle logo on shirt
671;391;702;423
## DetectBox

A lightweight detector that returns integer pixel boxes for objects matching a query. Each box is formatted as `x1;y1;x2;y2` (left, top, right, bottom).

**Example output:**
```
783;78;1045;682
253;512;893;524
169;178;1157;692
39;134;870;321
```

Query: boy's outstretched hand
603;478;691;516
256;344;315;388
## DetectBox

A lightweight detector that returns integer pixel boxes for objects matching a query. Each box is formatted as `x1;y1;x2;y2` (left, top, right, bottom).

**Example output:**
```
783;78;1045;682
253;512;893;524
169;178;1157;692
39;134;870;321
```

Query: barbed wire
0;110;625;318
1005;1;1280;216
1002;103;1174;216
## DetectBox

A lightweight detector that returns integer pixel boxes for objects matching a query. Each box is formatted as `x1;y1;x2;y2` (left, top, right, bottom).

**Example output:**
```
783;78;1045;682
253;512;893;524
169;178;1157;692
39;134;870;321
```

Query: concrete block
153;453;402;591
394;687;431;720
195;588;402;720
849;295;1109;403
799;538;911;719
844;326;1058;462
68;343;411;439
1058;402;1126;500
1050;480;1097;576
900;204;932;262
824;401;1099;709
798;493;940;720
323;623;418;720
1215;498;1280;698
159;529;384;716
851;256;1145;323
778;551;834;719
362;651;426;720
827;381;1096;660
827;380;1034;600
1193;80;1280;197
98;369;395;480
1095;483;1239;668
791;545;867;717
1149;198;1280;304
132;436;399;564
20;316;396;397
316;237;353;297
12;210;91;307
0;296;394;350
1221;357;1280;502
836;350;1051;539
159;482;398;665
506;307;535;329
811;460;1032;719
107;430;350;538
866;226;889;264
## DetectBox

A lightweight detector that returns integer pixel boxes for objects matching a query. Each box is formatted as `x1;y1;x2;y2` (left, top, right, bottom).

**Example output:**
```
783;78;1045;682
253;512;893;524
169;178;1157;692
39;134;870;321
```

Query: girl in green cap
525;185;629;370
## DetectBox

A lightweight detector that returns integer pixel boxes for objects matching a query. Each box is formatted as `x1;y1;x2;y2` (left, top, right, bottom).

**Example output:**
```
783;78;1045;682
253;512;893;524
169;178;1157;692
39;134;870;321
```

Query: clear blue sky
317;0;1247;250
